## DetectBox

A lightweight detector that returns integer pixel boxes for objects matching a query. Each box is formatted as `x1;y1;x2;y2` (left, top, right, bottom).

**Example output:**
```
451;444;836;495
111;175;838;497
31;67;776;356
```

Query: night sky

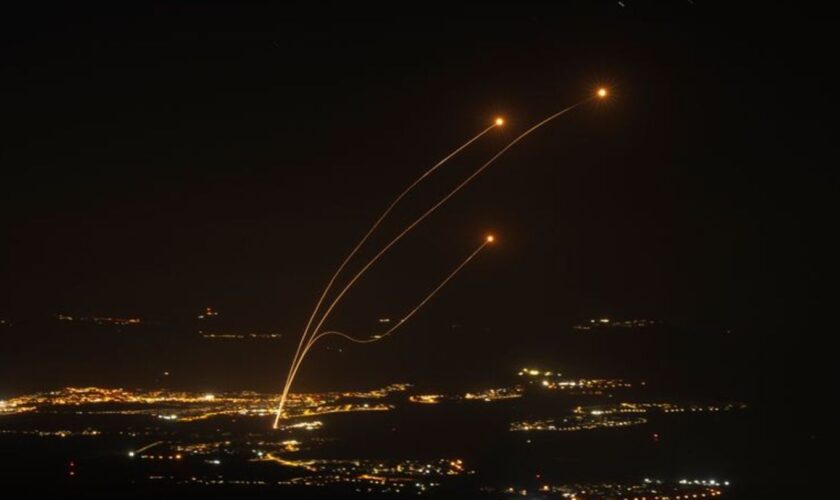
1;0;833;435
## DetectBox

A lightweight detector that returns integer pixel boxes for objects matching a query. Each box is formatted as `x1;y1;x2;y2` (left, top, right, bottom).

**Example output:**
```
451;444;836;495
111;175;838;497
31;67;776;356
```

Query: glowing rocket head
597;88;608;98
495;117;504;126
486;234;495;243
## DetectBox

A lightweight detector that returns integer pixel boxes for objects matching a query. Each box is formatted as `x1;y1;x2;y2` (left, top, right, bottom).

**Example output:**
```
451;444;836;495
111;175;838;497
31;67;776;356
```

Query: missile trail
293;238;490;380
309;237;490;349
272;237;491;427
274;97;592;428
280;122;500;406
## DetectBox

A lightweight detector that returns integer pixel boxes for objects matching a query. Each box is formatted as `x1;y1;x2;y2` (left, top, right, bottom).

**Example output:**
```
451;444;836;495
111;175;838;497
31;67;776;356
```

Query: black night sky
0;2;833;494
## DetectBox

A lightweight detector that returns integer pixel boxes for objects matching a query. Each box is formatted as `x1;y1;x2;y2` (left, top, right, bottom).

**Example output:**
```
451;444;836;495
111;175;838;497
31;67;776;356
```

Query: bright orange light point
486;235;495;243
597;88;608;98
495;117;504;126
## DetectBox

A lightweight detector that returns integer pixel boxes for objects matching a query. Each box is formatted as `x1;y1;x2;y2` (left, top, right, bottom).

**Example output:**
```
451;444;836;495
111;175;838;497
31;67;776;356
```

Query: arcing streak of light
276;237;493;420
279;121;501;417
310;237;491;347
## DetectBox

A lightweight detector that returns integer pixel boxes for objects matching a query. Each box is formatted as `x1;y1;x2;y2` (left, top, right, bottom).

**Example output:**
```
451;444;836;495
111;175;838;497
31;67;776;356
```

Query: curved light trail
274;236;493;426
274;93;603;428
280;121;502;410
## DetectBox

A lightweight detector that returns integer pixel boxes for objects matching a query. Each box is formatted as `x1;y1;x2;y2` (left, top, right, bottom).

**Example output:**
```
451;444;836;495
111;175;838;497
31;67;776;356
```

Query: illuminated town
57;314;143;326
517;367;636;393
200;332;283;340
0;384;410;420
489;478;729;499
0;365;750;497
510;402;746;433
571;318;661;332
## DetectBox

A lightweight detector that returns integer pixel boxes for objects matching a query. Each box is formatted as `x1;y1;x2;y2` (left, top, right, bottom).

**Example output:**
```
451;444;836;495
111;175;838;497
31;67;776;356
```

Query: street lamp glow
486;234;495;243
495;117;504;126
597;88;608;98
